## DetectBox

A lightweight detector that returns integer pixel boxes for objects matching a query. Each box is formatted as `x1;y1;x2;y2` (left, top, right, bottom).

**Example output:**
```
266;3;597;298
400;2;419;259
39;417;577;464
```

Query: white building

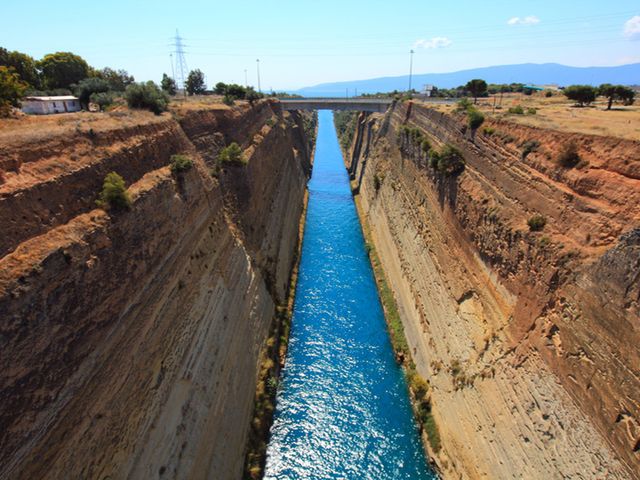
21;96;81;115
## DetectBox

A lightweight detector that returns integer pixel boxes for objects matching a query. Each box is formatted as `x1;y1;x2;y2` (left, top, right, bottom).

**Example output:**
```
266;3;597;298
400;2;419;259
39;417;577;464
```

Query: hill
296;63;640;96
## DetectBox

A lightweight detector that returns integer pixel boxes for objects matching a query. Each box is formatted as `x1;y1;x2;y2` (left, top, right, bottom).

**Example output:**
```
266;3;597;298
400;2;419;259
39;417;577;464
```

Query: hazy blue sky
2;0;639;90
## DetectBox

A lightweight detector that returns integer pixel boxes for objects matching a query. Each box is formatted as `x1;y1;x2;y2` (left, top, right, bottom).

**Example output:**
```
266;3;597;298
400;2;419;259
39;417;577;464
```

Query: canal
263;110;435;480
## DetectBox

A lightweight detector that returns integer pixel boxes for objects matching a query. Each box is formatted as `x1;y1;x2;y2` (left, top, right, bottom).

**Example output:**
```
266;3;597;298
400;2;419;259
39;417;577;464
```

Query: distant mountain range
296;63;640;97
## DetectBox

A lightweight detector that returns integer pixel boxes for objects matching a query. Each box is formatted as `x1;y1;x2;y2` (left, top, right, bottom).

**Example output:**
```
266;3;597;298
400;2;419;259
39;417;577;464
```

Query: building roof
24;96;79;101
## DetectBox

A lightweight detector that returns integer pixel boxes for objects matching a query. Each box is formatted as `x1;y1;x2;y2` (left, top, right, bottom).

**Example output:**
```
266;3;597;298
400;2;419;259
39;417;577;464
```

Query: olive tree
563;85;597;107
598;84;635;110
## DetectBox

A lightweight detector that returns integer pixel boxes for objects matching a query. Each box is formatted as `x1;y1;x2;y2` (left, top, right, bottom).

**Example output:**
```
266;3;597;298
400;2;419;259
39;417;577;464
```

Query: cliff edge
345;102;639;479
0;100;313;479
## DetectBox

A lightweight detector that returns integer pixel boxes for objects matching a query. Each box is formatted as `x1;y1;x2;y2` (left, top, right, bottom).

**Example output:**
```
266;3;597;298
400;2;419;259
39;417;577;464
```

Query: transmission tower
172;29;188;91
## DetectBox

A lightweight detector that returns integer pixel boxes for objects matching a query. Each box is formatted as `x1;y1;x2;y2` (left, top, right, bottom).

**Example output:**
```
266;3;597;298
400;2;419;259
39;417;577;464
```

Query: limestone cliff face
0;100;312;480
346;102;639;479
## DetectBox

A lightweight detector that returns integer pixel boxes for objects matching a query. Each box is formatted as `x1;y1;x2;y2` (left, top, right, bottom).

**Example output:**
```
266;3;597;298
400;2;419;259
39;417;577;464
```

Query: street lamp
256;59;261;93
408;49;414;97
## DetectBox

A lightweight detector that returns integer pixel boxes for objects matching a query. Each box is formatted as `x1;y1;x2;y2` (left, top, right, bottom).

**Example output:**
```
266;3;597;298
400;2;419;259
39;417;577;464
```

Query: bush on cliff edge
96;171;131;211
125;81;169;115
218;142;247;165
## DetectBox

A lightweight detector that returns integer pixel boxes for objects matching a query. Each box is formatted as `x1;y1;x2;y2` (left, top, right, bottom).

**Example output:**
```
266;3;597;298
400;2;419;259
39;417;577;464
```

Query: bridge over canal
280;98;393;112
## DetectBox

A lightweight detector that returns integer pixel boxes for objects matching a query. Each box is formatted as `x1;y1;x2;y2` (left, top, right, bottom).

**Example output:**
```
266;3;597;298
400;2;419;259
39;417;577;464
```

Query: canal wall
0;100;314;479
344;102;640;479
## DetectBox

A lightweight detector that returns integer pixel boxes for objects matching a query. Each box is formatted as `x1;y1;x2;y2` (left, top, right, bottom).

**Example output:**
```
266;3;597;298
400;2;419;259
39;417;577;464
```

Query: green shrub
125;81;169;114
218;142;246;165
527;214;547;231
89;91;115;111
429;150;439;169
411;375;429;400
520;140;540;159
527;107;537;115
556;141;580;168
508;105;524;115
222;94;235;106
75;77;110;108
373;173;382;192
169;154;193;173
96;172;131;211
456;97;473;112
420;138;431;153
467;108;485;130
545;90;553;98
482;127;495;136
435;144;465;175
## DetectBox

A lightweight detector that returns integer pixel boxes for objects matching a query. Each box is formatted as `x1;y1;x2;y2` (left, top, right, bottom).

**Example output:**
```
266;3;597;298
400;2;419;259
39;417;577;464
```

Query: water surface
264;110;435;480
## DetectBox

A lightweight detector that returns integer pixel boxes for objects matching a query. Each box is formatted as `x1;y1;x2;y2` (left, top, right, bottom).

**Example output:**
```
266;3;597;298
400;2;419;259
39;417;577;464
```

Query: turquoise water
263;110;435;480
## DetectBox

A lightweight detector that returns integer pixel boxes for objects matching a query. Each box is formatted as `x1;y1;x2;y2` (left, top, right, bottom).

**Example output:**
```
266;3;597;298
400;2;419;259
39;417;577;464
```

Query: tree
465;79;488;104
185;69;206;95
37;52;90;90
0;48;40;89
125;81;169;115
245;87;262;105
214;82;227;95
598;84;635;110
98;67;134;91
563;85;596;107
74;77;111;108
0;66;28;116
225;83;247;99
161;73;177;95
96;172;131;211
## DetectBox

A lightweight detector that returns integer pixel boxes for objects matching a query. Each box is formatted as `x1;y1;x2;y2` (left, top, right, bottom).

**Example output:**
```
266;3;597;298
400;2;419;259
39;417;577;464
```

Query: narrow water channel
263;110;435;480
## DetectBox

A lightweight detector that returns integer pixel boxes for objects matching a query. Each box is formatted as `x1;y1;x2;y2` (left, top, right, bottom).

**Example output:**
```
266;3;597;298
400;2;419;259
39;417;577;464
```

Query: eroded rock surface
0;100;312;480
346;102;639;479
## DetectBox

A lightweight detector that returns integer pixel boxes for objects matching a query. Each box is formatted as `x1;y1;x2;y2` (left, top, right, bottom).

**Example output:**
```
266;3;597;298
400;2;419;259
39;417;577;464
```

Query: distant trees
465;79;488;104
185;69;206;95
0;66;28;116
598;84;635;110
37;52;90;90
125;81;169;114
213;82;264;104
161;73;177;95
563;85;597;106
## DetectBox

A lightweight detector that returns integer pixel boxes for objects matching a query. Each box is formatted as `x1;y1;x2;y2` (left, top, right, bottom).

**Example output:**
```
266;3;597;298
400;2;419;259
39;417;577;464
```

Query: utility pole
256;59;261;93
244;69;248;88
408;49;414;97
172;29;189;95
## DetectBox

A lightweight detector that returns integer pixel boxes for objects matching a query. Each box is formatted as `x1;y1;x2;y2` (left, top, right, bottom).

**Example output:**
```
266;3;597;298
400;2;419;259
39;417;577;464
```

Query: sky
2;0;639;90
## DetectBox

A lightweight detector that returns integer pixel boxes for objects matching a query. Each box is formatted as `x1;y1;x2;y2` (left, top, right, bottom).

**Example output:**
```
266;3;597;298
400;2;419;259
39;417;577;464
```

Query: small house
21;96;81;115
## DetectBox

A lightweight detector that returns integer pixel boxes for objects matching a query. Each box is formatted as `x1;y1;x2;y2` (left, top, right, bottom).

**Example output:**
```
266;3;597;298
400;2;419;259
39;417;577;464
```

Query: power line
171;29;189;91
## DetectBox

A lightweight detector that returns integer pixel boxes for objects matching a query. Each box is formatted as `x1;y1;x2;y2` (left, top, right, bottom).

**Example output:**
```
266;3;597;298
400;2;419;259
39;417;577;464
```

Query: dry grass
0;109;163;146
428;92;640;140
